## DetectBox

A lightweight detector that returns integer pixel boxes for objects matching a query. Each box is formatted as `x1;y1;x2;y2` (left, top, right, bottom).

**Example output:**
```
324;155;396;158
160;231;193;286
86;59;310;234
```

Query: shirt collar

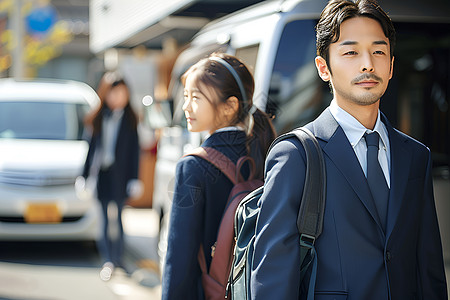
203;126;245;143
330;99;388;150
111;109;124;120
214;126;245;133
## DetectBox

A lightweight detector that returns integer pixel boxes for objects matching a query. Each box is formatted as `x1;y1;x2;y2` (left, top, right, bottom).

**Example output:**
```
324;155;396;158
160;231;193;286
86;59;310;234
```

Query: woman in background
80;72;141;281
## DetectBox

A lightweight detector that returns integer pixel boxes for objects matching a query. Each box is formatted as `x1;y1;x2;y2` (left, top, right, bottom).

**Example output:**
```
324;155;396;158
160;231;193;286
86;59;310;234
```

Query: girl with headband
162;53;276;299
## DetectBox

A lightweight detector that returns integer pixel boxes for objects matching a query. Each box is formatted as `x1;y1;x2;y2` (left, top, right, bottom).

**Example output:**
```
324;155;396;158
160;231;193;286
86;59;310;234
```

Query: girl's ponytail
247;107;276;180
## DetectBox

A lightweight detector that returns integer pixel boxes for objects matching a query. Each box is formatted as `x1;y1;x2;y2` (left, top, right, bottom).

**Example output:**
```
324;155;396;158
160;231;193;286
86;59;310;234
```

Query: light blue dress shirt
329;100;391;187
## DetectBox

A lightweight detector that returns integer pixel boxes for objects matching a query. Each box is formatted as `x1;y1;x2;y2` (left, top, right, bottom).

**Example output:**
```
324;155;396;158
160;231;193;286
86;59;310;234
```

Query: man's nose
361;53;374;72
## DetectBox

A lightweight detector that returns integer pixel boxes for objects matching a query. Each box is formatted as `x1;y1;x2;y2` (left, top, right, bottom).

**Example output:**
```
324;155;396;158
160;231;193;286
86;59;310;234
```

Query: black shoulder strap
268;127;326;244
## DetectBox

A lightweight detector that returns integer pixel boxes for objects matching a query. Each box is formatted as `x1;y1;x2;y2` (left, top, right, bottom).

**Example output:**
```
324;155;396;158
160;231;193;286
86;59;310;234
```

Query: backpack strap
292;127;326;242
186;147;249;267
188;146;262;293
296;127;325;300
268;127;326;300
267;127;326;241
236;156;257;182
185;147;244;185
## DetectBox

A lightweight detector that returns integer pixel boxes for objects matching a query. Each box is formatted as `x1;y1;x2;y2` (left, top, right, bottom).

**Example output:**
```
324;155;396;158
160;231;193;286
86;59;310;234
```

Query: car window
0;101;90;140
267;19;331;134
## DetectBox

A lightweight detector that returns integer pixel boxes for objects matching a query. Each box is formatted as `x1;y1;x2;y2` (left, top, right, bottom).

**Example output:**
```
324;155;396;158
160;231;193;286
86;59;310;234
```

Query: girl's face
182;73;224;134
106;83;128;111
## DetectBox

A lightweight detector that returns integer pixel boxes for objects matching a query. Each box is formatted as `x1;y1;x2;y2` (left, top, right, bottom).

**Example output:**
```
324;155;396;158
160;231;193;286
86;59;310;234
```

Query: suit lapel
311;109;384;232
383;116;412;240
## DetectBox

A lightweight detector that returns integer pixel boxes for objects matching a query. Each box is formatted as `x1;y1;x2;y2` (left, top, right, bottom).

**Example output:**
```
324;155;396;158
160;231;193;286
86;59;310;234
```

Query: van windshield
0;101;89;140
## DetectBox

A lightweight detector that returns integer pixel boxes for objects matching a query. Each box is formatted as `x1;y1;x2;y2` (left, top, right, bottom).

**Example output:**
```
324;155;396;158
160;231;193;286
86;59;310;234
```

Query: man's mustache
351;73;383;84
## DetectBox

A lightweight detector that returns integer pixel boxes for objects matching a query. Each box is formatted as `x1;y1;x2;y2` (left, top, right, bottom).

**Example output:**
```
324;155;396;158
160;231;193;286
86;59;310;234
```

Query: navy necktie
365;132;389;231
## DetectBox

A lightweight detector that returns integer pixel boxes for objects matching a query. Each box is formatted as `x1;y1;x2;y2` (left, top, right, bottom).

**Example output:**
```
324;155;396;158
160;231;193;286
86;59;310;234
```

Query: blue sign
26;5;57;35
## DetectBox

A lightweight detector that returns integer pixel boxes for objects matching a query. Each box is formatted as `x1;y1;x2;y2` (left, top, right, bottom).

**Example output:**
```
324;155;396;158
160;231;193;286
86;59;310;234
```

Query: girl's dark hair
182;53;276;179
85;72;138;136
316;0;396;68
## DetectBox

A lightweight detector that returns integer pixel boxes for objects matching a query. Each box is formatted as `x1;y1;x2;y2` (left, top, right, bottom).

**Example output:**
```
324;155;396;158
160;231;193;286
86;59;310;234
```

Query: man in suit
250;0;448;299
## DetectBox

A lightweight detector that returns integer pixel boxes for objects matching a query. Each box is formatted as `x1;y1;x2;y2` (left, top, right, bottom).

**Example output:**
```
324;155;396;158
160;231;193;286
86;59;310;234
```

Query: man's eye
374;50;385;55
344;51;358;55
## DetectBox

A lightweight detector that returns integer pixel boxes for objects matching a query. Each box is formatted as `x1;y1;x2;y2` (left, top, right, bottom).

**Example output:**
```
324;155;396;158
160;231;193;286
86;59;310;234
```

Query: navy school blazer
162;130;251;300
251;108;447;300
82;110;140;200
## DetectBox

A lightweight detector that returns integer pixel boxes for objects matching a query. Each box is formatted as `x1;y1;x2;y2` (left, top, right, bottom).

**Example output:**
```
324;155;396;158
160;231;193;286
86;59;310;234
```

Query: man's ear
315;56;331;82
389;56;394;80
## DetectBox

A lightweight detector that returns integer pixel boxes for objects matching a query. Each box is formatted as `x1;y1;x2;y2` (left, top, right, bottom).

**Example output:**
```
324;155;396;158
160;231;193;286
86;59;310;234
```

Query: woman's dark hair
85;72;138;136
181;52;276;179
316;0;396;69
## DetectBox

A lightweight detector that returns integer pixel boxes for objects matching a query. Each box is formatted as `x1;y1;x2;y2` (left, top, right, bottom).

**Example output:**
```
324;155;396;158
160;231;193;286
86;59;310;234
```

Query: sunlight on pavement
0;261;161;300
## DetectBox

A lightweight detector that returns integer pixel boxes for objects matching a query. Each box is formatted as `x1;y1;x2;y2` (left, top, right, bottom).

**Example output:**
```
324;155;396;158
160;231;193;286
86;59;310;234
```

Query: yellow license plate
25;203;62;224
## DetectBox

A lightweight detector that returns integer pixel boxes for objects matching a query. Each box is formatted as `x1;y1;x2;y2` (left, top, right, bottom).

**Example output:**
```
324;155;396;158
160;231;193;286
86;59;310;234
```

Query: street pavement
122;207;162;297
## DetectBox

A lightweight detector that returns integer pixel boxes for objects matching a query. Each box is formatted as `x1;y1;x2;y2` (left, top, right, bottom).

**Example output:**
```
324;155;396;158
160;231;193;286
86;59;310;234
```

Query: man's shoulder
304;107;339;141
267;109;334;159
391;127;430;154
268;134;307;157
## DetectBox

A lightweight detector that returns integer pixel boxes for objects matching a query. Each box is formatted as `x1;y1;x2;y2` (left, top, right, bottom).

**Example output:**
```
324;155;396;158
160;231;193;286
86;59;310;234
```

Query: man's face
317;17;394;108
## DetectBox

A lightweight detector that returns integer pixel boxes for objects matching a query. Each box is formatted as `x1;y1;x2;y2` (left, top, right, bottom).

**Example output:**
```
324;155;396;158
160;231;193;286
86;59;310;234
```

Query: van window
267;19;331;134
235;45;259;74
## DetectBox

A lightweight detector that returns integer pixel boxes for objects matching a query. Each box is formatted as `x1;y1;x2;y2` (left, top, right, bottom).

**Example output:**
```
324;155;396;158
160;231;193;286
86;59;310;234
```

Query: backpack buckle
300;233;316;246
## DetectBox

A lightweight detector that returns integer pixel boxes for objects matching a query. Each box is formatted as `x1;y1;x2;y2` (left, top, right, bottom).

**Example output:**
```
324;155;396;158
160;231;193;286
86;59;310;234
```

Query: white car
0;78;101;241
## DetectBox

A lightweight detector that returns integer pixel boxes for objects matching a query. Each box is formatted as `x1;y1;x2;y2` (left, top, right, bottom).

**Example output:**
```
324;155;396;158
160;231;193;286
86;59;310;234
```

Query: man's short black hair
316;0;396;67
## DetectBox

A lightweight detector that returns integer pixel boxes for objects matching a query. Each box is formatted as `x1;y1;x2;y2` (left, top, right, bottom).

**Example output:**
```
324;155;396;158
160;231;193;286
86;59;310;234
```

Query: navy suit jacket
162;130;250;300
251;108;447;299
82;111;140;200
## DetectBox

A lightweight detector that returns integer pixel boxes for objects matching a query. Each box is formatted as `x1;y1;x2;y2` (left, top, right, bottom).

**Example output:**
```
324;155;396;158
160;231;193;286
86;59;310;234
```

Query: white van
152;0;450;262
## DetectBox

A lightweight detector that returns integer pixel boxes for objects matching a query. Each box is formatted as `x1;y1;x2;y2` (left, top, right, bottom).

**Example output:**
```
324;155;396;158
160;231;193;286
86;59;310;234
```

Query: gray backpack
227;127;327;300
